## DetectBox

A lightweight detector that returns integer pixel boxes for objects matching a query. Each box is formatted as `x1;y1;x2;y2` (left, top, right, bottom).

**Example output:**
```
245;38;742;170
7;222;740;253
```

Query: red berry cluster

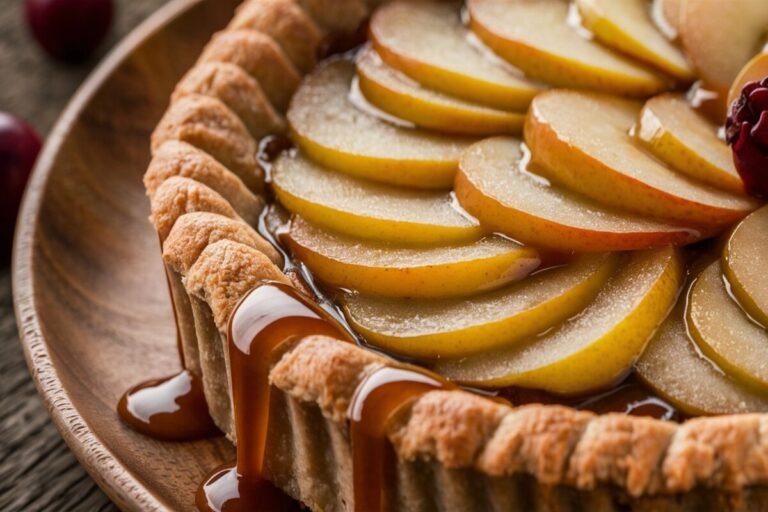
726;77;768;198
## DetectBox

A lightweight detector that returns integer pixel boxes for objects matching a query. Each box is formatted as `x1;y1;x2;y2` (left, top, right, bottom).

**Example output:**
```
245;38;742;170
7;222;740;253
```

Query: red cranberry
726;77;768;198
25;0;113;63
0;113;42;259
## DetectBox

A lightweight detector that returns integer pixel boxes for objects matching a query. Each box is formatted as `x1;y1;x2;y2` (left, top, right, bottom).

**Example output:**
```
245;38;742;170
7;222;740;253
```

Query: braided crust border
141;0;768;504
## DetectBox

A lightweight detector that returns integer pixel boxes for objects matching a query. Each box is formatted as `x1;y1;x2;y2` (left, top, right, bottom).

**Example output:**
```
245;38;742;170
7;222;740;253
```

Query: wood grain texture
11;0;245;510
1;270;114;512
2;1;168;510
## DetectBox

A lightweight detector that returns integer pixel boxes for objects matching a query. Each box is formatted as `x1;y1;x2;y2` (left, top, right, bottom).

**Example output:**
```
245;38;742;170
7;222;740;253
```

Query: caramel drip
317;21;369;60
196;464;301;512
117;370;219;441
198;281;353;511
164;264;187;366
348;366;456;512
229;281;354;477
117;261;219;441
578;382;679;421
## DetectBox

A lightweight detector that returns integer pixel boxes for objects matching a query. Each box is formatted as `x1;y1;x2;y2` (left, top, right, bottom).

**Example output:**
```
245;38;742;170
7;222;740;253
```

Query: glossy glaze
118;370;220;441
198;282;353;510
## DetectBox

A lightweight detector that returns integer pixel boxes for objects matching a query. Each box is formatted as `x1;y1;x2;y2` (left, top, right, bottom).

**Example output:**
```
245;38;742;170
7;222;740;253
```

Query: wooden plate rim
11;1;207;510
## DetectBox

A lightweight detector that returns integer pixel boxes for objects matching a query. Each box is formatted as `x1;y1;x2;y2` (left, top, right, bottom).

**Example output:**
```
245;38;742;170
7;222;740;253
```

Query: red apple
0;113;42;260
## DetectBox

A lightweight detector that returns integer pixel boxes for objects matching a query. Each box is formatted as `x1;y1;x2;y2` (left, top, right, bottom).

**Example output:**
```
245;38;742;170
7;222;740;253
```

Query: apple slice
434;248;683;394
456;137;702;252
525;90;758;226
286;216;539;299
272;151;483;245
636;94;744;193
287;61;474;189
687;261;768;392
636;303;768;415
356;47;525;135
575;0;694;80
728;52;768;108
343;253;618;360
680;0;768;93
467;0;669;97
723;206;768;327
369;0;541;110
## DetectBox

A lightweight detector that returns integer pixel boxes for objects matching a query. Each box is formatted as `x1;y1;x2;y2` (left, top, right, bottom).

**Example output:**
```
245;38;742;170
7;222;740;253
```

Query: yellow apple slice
272;151;483;245
369;0;541;110
526;91;758;226
680;0;768;93
723;206;768;327
687;261;768;392
456;137;702;252
343;253;618;359
467;0;669;97
435;248;683;394
637;303;768;415
636;94;744;193
576;0;693;80
356;47;525;135
287;61;473;189
728;52;768;108
286;216;539;299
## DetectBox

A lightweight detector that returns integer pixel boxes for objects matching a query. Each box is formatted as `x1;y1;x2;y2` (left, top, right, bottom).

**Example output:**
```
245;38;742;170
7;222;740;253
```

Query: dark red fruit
25;0;113;63
726;77;768;198
0;113;42;260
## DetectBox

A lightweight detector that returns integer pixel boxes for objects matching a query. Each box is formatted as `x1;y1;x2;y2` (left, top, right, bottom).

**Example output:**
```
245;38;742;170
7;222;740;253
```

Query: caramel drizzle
348;366;455;512
117;369;219;441
198;281;353;511
197;280;456;512
197;463;300;512
227;281;355;476
117;263;219;441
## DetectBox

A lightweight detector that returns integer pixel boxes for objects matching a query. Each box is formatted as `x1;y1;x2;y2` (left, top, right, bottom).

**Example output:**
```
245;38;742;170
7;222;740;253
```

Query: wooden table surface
0;1;168;509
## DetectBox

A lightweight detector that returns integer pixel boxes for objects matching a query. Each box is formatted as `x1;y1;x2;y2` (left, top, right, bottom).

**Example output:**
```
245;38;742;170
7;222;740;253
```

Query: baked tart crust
129;0;768;509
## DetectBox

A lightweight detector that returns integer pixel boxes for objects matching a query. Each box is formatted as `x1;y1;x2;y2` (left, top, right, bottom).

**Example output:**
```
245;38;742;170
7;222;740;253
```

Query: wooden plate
12;0;243;510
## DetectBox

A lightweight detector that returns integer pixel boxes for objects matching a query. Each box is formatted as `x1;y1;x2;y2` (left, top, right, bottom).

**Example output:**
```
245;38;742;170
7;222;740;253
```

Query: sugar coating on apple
468;0;670;96
526;90;758;226
637;94;743;193
343;253;617;359
723;206;768;327
680;0;768;92
636;303;768;415
576;0;693;80
369;0;541;110
287;61;474;189
356;46;525;135
286;215;540;299
726;78;768;198
272;151;483;245
456;137;702;252
687;262;768;392
435;248;683;394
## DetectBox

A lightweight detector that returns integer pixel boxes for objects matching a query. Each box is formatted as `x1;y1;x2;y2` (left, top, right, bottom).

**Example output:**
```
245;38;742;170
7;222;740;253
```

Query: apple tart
118;0;768;510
